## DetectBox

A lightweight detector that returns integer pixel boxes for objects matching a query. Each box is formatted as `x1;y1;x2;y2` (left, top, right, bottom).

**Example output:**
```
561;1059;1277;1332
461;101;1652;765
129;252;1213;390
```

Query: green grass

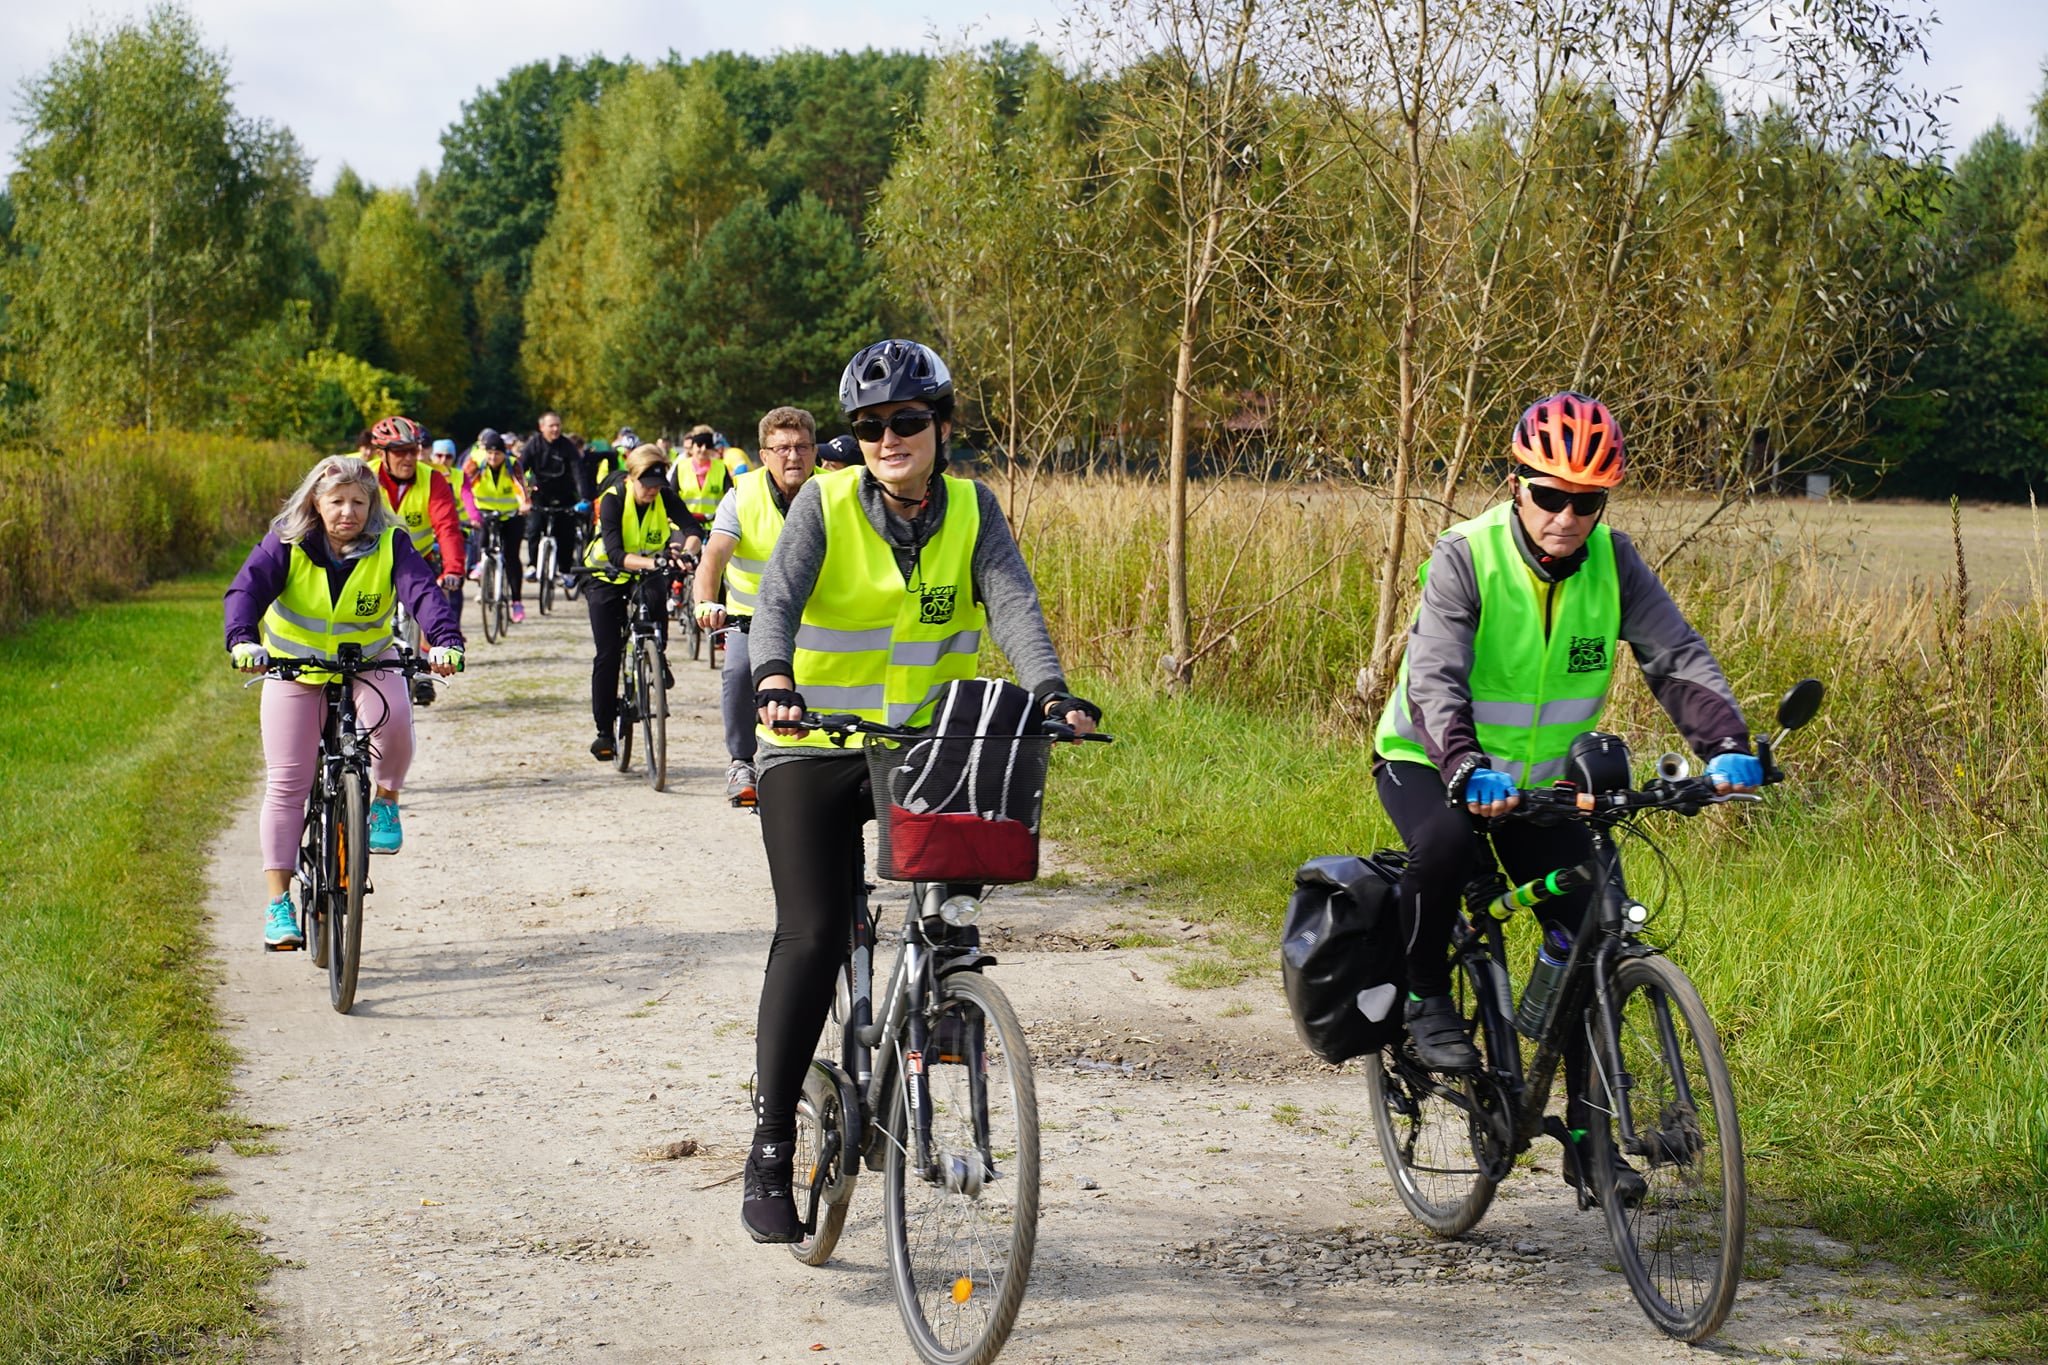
0;574;268;1362
1044;678;2048;1357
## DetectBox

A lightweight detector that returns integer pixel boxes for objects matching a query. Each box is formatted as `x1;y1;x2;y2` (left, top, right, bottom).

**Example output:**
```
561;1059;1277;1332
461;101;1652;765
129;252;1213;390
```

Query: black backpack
1281;851;1409;1064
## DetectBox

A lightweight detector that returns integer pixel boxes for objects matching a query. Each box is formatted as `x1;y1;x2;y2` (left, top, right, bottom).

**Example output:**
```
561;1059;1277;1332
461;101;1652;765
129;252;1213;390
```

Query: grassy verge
0;574;267;1362
1044;679;2048;1358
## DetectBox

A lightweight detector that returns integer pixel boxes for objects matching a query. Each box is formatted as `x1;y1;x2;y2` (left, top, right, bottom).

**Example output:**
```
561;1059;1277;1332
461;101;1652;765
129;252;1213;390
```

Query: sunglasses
1521;479;1608;518
851;410;937;443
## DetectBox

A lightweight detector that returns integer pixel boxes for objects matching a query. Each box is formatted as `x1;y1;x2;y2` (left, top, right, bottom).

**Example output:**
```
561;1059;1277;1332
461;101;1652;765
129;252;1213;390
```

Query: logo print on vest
918;584;957;625
1566;635;1608;674
353;590;383;619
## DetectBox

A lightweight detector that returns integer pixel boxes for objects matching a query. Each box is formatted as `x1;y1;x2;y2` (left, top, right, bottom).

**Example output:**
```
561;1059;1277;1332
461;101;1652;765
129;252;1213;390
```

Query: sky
1;0;2043;189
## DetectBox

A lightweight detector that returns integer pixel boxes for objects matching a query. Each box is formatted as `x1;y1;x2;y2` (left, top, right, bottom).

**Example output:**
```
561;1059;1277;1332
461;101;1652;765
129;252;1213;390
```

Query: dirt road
206;606;1960;1363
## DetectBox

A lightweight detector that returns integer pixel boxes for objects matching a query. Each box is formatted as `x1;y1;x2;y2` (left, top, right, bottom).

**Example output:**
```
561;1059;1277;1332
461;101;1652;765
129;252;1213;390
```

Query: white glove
428;646;464;671
231;643;268;670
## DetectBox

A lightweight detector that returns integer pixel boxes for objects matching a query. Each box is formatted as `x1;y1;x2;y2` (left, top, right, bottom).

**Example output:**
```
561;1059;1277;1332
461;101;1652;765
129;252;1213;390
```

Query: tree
4;3;306;430
340;191;469;427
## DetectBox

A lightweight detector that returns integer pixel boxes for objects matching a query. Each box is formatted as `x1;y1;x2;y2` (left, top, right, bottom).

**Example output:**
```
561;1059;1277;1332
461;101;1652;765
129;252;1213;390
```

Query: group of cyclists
222;336;1767;1304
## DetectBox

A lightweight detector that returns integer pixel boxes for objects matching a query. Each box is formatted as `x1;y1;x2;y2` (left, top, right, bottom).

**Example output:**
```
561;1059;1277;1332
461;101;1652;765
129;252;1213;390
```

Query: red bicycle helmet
370;415;426;450
1511;393;1624;488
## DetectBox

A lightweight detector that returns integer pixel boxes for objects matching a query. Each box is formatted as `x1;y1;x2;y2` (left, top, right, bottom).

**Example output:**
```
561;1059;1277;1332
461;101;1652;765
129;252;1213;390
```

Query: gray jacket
1397;506;1749;781
749;469;1067;765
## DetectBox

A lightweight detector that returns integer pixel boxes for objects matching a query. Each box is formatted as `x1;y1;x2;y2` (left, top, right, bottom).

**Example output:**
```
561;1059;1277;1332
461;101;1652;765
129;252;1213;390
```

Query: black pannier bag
1281;851;1409;1064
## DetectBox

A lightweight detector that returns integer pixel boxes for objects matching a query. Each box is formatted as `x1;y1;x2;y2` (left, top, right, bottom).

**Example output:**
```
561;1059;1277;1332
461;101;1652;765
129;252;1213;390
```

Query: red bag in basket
886;807;1039;883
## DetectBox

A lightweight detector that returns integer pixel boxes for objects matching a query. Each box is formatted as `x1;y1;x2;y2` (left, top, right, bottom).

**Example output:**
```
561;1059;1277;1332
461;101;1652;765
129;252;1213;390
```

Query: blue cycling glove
1462;766;1517;806
574;500;591;514
1705;753;1762;789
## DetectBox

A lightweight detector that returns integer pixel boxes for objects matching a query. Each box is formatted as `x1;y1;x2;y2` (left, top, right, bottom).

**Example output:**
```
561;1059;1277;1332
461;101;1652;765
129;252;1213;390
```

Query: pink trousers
259;669;415;870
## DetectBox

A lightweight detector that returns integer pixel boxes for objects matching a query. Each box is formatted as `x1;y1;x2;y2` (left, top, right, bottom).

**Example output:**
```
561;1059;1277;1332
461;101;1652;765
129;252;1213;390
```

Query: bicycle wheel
1587;953;1744;1343
537;538;557;615
327;769;368;1014
1364;963;1500;1236
639;646;666;791
680;605;702;663
298;800;328;968
791;1061;858;1267
492;561;510;638
479;557;501;644
884;970;1039;1365
614;645;636;774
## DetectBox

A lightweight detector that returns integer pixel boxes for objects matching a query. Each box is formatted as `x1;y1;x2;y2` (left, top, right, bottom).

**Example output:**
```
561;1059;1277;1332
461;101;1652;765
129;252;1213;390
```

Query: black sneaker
590;732;616;762
740;1141;803;1244
411;678;435;707
1547;1115;1648;1208
1403;994;1481;1071
661;658;675;690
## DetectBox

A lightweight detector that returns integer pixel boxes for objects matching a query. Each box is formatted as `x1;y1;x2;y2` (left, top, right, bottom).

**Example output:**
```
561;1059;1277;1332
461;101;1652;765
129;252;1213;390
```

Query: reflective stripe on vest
724;468;789;614
471;462;522;514
582;485;673;584
759;467;984;751
371;461;436;553
260;529;401;684
677;458;727;521
1374;500;1619;784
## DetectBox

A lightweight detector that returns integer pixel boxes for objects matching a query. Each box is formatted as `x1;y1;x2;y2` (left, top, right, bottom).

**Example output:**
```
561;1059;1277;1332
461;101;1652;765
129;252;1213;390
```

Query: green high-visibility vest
1374;501;1619;786
677;457;728;522
582;484;673;585
724;468;790;615
471;461;522;515
759;467;984;752
261;529;401;685
370;460;435;554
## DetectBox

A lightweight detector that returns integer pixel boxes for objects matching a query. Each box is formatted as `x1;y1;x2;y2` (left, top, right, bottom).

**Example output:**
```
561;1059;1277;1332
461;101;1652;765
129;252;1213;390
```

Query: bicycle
1362;679;1823;1343
473;511;518;644
788;708;1111;1365
572;563;673;791
257;644;441;1014
532;504;585;617
669;548;703;662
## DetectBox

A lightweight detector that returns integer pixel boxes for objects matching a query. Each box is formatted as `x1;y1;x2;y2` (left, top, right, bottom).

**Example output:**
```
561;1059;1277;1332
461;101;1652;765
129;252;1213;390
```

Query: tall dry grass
0;431;313;629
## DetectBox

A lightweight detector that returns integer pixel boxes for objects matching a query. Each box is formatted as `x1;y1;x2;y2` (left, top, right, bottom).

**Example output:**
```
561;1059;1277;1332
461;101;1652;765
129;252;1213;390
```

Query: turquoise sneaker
368;798;402;854
263;894;303;950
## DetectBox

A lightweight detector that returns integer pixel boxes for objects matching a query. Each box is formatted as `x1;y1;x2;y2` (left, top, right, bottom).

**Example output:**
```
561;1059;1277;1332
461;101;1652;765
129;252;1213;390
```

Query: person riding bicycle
591;427;639;490
1372;391;1760;1198
692;405;820;806
674;426;728;553
816;433;857;471
466;430;532;620
368;417;466;704
742;339;1102;1244
583;445;702;761
223;456;463;949
522;410;596;593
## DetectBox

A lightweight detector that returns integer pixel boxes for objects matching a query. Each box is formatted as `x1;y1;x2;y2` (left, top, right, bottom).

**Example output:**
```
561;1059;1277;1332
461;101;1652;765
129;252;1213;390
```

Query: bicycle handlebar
1502;776;1762;821
260;653;433;682
796;712;1114;745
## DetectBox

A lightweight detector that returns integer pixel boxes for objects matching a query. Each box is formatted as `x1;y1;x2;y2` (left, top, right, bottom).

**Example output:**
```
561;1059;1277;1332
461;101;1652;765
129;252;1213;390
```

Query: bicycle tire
492;561;510;638
614;644;636;774
1587;953;1744;1343
640;646;666;792
680;606;702;663
537;539;557;615
791;1061;857;1267
328;769;368;1014
884;970;1039;1365
479;556;501;644
300;802;328;968
1364;961;1500;1236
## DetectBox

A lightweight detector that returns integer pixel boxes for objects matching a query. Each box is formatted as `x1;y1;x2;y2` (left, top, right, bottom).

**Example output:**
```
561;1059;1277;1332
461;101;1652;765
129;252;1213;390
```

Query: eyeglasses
1521;479;1608;518
762;442;815;457
851;410;937;444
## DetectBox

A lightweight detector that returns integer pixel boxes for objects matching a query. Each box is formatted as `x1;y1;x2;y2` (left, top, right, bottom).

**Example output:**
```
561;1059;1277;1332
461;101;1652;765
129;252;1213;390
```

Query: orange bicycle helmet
1511;392;1624;488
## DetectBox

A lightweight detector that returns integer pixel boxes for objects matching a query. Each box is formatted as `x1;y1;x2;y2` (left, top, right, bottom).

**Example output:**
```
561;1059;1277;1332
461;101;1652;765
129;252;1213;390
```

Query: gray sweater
749;469;1068;766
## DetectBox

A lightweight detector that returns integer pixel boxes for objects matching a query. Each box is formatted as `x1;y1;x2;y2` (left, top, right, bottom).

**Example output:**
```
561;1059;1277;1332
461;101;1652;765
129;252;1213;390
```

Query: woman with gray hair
223;455;465;950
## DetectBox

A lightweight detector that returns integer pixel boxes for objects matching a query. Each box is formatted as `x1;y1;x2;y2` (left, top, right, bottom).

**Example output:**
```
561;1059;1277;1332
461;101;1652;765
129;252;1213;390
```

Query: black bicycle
532;504;585;616
473;511;518;644
1364;679;1823;1343
669;549;705;662
259;645;441;1014
789;709;1110;1365
573;564;673;790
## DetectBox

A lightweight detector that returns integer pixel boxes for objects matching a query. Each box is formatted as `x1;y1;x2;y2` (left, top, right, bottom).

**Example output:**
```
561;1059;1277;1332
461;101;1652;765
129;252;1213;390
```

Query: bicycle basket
864;733;1054;884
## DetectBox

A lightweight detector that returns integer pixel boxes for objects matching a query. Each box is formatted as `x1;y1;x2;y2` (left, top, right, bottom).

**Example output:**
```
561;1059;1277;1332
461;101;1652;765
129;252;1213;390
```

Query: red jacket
377;465;466;576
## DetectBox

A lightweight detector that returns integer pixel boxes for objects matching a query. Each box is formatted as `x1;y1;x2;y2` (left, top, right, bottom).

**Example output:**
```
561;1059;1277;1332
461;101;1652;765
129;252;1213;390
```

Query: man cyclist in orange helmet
1371;392;1761;1202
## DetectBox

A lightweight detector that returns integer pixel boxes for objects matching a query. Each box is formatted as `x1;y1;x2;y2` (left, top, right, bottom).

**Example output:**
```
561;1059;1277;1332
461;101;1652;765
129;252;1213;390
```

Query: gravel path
203;605;1970;1363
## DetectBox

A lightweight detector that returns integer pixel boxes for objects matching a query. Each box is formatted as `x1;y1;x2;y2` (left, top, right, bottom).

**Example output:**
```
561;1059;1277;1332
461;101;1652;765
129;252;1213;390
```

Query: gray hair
271;455;401;550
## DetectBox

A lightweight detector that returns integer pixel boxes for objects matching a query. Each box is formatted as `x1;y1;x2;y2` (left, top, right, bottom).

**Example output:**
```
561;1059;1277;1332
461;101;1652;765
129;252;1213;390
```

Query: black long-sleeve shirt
520;433;594;508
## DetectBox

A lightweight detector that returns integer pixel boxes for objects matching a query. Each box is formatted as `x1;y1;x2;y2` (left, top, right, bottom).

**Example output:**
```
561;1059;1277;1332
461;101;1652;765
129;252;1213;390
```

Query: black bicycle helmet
838;339;954;415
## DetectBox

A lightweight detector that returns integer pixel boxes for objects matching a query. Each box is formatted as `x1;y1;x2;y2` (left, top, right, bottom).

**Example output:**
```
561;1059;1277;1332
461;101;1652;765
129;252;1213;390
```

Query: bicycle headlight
938;895;982;927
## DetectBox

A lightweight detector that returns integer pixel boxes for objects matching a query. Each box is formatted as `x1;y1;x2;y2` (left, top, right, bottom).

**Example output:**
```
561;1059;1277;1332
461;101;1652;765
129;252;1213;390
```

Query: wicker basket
863;732;1054;884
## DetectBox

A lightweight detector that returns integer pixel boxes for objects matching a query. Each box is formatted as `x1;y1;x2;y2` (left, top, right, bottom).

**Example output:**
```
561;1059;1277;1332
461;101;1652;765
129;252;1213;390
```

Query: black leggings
585;579;667;737
1376;759;1598;1127
752;755;872;1145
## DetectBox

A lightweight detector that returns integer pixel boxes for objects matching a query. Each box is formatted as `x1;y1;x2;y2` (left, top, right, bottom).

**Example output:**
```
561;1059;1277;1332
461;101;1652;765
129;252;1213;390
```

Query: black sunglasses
1521;479;1607;518
851;409;937;443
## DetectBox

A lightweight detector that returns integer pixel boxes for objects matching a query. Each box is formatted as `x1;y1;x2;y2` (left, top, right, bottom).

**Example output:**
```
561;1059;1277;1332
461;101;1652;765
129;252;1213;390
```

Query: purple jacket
224;530;465;652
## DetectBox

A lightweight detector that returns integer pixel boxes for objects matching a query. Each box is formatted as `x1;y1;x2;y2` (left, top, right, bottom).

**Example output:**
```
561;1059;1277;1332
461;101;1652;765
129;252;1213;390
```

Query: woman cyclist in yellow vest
692;404;820;807
223;457;464;950
673;426;728;553
581;444;702;760
739;340;1102;1243
1372;392;1759;1201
